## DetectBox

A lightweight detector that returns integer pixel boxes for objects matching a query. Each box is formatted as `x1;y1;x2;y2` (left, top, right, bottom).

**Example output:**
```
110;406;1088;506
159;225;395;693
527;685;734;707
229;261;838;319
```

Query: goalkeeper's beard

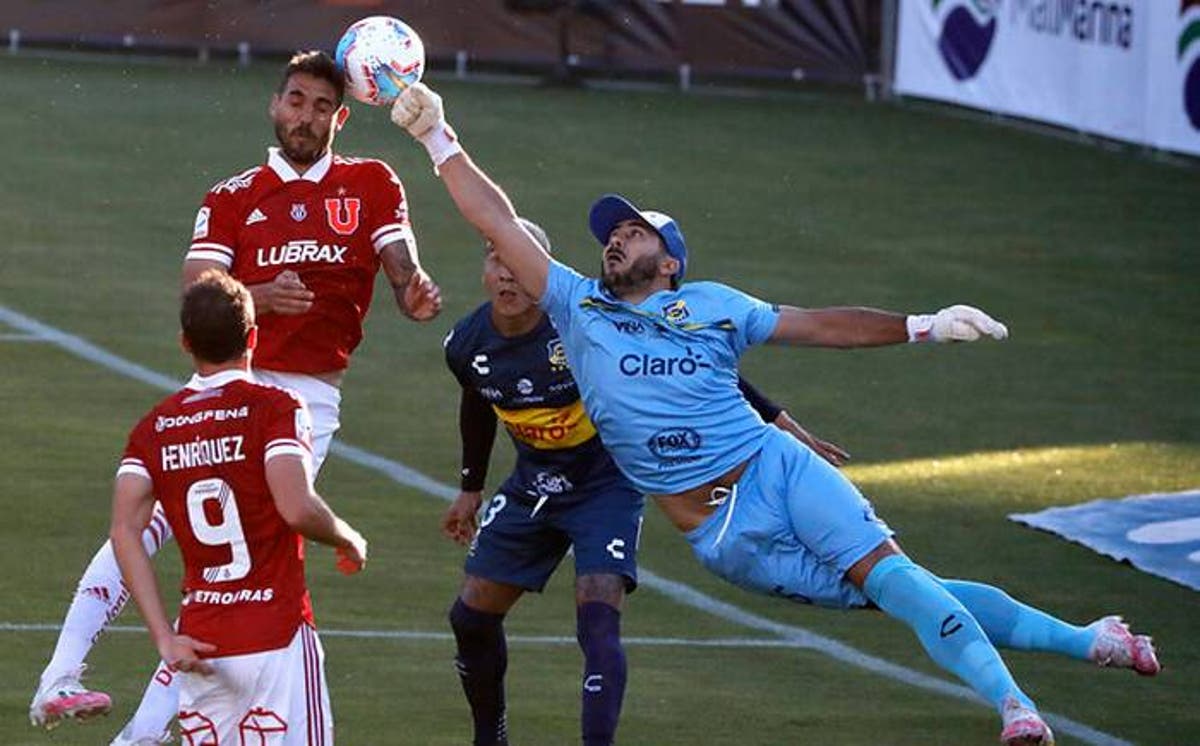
274;122;329;166
601;253;659;297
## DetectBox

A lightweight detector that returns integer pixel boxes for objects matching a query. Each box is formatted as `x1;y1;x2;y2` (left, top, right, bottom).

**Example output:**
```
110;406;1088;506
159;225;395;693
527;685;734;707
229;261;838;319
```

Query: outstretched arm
769;304;1007;347
391;84;551;300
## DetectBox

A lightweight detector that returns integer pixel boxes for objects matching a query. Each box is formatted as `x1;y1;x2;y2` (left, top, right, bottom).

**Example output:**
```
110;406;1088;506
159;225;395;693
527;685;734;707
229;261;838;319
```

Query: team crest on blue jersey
546;338;568;371
290;202;307;222
661;299;690;323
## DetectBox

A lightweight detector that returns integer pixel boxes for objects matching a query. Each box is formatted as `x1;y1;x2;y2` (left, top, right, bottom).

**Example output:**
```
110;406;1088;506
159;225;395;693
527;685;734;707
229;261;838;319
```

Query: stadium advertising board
894;0;1200;156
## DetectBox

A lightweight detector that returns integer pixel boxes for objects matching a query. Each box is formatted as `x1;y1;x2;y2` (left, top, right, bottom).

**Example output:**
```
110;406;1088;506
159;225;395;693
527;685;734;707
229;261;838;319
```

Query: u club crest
325;197;361;235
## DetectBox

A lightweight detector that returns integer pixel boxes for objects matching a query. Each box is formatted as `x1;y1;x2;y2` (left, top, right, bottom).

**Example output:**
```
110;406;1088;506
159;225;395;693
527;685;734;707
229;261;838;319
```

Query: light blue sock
864;555;1034;712
940;578;1094;660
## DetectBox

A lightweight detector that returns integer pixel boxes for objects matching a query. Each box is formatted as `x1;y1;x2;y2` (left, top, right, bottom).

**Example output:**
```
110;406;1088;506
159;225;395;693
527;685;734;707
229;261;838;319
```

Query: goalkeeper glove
391;83;462;169
906;304;1008;343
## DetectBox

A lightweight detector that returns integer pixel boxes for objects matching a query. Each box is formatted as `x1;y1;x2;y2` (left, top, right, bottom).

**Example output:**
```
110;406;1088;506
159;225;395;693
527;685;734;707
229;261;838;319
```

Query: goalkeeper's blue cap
589;193;688;282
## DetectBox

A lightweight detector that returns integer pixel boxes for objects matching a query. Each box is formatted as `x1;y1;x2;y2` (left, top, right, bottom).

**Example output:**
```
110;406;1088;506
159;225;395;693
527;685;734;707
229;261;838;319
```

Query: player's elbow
275;492;321;530
109;521;143;560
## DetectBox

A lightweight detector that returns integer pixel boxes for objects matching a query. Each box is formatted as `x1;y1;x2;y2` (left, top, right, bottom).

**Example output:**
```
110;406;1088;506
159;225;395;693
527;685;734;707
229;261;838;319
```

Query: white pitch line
0;622;813;649
0;303;1131;746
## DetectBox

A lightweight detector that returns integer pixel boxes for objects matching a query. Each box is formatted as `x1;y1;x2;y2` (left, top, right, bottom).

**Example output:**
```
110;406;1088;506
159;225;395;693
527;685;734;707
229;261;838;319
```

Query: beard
600;253;660;296
274;121;327;165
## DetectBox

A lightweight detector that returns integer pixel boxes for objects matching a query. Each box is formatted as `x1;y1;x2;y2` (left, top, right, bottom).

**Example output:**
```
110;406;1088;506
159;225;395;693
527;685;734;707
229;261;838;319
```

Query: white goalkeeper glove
391;82;462;169
906;304;1008;343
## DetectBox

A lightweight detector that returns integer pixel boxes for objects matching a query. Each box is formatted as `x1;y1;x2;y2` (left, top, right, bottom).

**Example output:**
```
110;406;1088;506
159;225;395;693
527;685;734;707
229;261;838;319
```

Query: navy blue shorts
465;480;645;593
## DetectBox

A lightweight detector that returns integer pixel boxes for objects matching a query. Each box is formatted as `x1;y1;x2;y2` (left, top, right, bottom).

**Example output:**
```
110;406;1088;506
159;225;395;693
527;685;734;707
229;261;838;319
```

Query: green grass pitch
0;53;1197;744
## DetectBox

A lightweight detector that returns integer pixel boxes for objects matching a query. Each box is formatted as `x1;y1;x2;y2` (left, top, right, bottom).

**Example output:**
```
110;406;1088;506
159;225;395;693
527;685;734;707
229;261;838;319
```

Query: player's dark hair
181;271;254;364
280;50;345;105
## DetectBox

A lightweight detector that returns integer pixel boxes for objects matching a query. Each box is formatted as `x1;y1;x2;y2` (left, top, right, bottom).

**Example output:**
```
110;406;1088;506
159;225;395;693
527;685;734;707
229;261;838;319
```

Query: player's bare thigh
575;573;625;610
460;574;525;614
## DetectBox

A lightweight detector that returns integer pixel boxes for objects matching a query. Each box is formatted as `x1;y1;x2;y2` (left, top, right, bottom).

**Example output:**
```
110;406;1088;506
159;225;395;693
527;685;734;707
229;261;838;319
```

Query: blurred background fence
0;0;882;88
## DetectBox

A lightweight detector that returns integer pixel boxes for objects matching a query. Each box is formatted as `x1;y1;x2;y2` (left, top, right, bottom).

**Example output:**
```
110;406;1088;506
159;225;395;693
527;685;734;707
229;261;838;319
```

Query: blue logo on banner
1011;489;1200;591
1181;3;1200;129
935;0;999;81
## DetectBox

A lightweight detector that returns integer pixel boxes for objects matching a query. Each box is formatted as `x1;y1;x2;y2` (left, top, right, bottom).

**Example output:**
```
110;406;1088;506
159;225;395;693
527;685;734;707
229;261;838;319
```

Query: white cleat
999;696;1055;745
1088;615;1161;676
29;665;113;729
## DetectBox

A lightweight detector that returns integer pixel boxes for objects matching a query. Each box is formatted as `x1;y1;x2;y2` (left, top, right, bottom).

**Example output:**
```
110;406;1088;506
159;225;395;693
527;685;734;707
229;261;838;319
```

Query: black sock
577;601;626;746
449;598;509;746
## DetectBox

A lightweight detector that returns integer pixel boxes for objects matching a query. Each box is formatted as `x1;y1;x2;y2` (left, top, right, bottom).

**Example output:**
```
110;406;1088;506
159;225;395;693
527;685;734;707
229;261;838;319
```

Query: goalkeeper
390;81;1161;746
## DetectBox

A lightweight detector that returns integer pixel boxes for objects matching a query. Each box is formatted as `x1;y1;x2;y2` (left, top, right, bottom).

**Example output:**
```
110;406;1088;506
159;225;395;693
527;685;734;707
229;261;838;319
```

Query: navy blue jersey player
393;84;1162;746
441;219;846;746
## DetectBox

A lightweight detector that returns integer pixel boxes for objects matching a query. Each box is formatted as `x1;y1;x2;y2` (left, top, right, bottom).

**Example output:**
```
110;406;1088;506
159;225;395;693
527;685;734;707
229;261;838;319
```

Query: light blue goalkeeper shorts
684;427;893;609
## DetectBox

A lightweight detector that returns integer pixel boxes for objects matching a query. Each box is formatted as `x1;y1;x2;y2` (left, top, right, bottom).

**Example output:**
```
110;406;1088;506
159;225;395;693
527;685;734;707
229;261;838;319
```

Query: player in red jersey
30;51;432;743
182;49;441;466
110;271;366;745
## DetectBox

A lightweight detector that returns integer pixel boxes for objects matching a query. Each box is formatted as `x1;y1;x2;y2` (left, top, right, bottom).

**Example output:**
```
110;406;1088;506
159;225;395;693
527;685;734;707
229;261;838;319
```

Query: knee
449;597;504;641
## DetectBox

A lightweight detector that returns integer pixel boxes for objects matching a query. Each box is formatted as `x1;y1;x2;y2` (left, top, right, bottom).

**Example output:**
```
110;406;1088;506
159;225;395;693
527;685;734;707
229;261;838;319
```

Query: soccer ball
335;16;425;107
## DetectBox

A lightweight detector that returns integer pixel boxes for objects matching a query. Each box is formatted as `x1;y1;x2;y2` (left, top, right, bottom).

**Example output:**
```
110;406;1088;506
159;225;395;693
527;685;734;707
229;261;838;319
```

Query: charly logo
1182;1;1200;129
934;0;999;80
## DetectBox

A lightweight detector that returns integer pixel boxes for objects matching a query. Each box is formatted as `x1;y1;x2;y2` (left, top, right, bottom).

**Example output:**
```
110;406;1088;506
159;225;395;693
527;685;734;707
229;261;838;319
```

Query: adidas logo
245;208;267;226
81;586;111;604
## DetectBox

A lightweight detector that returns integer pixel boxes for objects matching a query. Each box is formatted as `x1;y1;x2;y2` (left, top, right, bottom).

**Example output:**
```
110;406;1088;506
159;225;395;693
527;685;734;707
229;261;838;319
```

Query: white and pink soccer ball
335;16;425;107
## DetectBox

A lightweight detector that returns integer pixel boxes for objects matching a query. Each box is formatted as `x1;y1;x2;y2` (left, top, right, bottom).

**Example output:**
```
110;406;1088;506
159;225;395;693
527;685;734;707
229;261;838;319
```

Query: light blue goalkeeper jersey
540;259;781;495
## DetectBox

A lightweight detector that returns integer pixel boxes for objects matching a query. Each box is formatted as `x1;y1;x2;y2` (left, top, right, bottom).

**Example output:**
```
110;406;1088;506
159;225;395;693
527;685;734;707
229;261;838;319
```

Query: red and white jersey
186;148;415;373
117;369;316;657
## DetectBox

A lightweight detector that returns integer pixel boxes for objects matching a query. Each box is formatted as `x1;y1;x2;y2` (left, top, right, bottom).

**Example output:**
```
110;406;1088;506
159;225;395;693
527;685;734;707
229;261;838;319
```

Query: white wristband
906;314;935;343
418;121;463;172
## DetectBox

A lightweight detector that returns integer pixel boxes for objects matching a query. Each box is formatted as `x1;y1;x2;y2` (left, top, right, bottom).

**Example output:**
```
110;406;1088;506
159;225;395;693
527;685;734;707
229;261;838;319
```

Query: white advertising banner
894;0;1200;157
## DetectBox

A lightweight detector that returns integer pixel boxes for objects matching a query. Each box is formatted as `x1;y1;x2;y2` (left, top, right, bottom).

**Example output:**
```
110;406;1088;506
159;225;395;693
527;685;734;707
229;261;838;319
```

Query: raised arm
391;84;551;300
769;304;1007;347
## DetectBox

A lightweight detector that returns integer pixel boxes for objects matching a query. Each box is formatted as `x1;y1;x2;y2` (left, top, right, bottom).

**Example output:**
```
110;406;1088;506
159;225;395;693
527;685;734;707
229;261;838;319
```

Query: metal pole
879;0;898;101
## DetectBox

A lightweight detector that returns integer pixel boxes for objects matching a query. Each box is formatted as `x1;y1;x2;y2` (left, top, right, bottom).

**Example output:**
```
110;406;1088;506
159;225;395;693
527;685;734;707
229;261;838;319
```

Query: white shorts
177;624;332;745
253;369;342;473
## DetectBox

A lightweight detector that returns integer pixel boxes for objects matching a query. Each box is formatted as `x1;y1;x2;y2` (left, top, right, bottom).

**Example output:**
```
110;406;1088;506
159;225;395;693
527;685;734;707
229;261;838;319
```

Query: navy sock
449;598;509;746
577;601;626;746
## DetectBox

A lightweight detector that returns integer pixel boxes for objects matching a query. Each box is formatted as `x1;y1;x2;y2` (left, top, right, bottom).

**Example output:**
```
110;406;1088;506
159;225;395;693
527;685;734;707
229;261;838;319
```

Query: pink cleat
1088;616;1161;676
29;665;112;729
999;696;1055;745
